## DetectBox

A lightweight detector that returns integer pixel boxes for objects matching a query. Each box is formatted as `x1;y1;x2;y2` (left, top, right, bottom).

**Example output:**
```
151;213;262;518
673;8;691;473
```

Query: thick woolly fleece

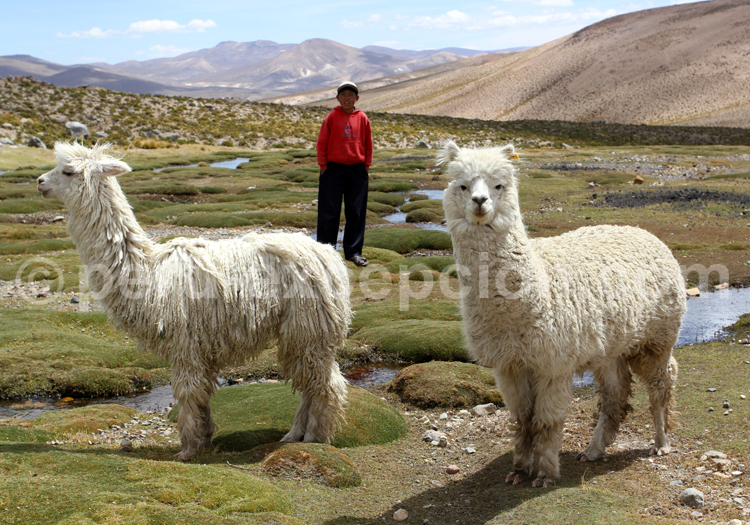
438;141;686;488
37;142;352;461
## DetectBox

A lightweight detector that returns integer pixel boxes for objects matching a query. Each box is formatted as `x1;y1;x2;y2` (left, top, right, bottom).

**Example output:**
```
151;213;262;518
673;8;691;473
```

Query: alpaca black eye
495;184;503;190
63;170;75;177
460;185;467;191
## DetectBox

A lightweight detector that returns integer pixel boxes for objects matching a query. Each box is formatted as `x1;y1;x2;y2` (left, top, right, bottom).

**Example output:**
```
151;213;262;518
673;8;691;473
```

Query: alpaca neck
66;180;155;295
453;213;548;316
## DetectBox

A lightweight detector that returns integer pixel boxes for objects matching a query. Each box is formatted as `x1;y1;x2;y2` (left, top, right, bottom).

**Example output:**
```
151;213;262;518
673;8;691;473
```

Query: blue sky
4;0;702;65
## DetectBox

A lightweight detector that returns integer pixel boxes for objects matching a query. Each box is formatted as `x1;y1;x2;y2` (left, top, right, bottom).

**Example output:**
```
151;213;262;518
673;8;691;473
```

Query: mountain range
0;40;510;101
285;0;750;128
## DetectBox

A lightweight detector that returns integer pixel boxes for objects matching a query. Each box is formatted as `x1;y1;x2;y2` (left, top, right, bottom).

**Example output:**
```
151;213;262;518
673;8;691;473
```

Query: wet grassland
2;137;750;523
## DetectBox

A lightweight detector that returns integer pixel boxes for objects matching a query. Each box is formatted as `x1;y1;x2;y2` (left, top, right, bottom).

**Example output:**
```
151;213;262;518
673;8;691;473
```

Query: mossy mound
401;199;443;213
388;361;504;409
367;201;397;214
368;191;406;207
124;460;292;515
254;442;362;487
173;383;406;452
32;404;140;435
170;211;317;229
364;226;452;253
351;299;461;331
361;246;403;265
406;208;442;223
368;179;418;192
386;256;457;276
0;198;64;214
351;320;468;362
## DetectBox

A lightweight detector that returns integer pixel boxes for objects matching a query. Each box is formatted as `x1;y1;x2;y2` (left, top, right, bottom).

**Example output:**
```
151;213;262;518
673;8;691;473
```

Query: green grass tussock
364;227;452;253
389;361;503;409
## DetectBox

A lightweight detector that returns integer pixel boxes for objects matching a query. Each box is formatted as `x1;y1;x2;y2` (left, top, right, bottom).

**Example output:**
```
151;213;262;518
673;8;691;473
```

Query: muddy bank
595;188;750;209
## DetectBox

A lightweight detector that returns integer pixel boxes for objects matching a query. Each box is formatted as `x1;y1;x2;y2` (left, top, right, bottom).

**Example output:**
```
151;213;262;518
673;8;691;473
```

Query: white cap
337;81;359;95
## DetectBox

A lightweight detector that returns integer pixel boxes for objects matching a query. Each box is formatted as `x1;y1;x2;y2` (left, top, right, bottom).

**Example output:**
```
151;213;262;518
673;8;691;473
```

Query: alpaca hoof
505;471;527;485
576;452;590;462
175;451;196;462
532;477;555;488
281;429;304;442
650;445;671;456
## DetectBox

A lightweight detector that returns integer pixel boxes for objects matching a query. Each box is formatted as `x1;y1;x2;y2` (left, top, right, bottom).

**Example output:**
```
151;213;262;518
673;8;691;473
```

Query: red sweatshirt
316;106;373;172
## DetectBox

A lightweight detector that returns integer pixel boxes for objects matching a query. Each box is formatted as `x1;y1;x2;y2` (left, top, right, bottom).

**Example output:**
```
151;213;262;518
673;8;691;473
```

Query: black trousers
316;162;369;259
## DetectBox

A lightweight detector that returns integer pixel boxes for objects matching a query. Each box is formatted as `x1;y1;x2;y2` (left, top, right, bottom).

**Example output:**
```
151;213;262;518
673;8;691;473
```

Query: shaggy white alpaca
438;141;685;488
38;142;351;461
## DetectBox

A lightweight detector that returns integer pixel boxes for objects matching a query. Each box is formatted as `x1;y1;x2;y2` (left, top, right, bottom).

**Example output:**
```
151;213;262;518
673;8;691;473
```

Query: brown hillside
309;0;750;127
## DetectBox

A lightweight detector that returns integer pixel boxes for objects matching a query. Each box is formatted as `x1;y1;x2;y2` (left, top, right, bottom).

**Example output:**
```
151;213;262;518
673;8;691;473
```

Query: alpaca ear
498;144;519;160
436;140;460;167
95;159;132;177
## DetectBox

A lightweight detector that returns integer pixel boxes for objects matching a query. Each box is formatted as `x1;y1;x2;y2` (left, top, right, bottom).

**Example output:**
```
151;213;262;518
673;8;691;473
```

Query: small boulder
28;136;46;149
686;287;700;297
634;175;645;184
0;137;13;146
471;403;497;417
393;508;408;522
65;121;89;138
446;465;460;475
118;439;133;452
94;131;109;139
679;488;704;508
415;140;430;149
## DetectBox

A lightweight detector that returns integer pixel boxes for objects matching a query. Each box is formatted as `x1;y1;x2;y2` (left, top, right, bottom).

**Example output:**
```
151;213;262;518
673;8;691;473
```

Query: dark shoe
347;254;368;267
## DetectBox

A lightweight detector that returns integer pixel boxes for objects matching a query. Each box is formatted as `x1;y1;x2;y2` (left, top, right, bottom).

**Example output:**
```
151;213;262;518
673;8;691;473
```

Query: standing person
316;81;373;267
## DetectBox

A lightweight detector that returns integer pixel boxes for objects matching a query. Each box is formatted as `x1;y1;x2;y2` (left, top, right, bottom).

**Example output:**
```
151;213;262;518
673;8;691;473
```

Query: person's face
336;89;359;113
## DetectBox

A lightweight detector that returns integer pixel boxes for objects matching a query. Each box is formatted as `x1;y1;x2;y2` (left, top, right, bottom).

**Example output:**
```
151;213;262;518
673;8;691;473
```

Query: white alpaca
38;142;351;461
438;141;685;488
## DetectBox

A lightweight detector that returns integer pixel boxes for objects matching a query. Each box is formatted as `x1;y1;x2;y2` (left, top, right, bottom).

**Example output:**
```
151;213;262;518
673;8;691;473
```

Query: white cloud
368;14;382;23
374;40;400;47
126;19;216;35
340;19;364;28
389;25;398;30
411;10;473;30
56;27;117;38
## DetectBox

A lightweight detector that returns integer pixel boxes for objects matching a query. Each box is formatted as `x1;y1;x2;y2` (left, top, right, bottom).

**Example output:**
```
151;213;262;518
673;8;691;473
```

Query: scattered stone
0;137;13;146
741;395;747;400
1;123;13;130
708;407;714;412
690;510;703;519
669;480;684;487
724;400;731;408
422;431;447;443
727;519;743;525
65;121;89;138
415;140;430;149
470;403;497;416
633;175;645;184
50;216;65;223
707;388;717;393
94;131;109;139
464;447;476;454
715;282;731;290
704;451;728;459
437;436;448;448
28;136;46;149
439;413;448;420
686;287;700;297
712;458;732;471
446;465;460;475
679;488;705;508
393;508;408;522
118;439;133;452
70;296;80;304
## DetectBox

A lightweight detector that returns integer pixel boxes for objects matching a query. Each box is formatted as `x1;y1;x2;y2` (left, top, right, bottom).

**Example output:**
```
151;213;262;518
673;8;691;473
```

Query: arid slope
310;0;750;127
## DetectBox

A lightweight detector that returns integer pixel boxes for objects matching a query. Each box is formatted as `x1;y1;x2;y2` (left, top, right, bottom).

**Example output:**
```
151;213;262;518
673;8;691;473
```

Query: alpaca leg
278;342;348;444
531;376;572;488
172;365;215;461
630;349;677;456
578;357;633;462
282;395;310;442
495;368;535;485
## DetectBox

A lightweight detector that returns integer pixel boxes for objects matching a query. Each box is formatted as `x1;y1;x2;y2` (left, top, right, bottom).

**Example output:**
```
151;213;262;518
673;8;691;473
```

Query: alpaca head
437;141;519;231
37;142;131;208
